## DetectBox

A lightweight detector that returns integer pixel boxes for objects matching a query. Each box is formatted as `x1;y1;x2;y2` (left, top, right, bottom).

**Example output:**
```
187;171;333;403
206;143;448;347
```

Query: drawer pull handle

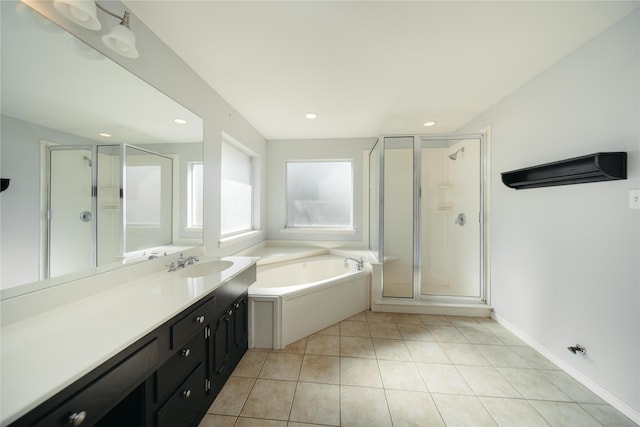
181;348;191;357
68;411;86;426
195;315;205;324
183;389;191;399
227;309;233;317
234;302;240;309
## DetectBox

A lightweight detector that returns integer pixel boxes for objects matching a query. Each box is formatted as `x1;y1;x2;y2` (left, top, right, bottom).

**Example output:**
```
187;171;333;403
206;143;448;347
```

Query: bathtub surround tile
232;349;268;378
432;393;497;426
397;323;434;341
419;314;453;326
456;326;504;345
208;376;255;416
391;313;423;325
372;338;413;361
339;320;371;337
340;336;376;358
498;368;572;401
289;382;340;426
314;322;340;336
440;343;490;366
580;403;639;427
479;397;550;426
377;360;427;392
529;400;602;426
299;354;340;384
456;365;522;398
240;379;296;420
385;389;445;426
405;340;451;364
416;362;474;395
368;322;403;339
340;385;393;426
340;357;383;388
305;334;340;356
197;414;236;427
428;325;469;343
258;352;303;381
540;370;605;404
476;344;532;368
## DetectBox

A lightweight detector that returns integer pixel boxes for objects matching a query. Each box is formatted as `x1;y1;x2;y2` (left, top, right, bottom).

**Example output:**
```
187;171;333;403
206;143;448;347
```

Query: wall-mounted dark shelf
501;152;627;190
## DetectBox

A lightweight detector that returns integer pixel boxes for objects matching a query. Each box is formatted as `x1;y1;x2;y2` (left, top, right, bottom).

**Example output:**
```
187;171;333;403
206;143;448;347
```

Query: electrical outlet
630;190;640;209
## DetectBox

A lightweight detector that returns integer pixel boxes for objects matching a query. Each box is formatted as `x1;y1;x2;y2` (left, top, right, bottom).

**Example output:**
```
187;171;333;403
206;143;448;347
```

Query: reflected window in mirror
188;162;203;229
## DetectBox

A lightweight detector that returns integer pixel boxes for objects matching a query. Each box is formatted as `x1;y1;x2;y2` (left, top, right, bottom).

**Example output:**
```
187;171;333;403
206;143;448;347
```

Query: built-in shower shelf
501;152;627;189
436;204;453;212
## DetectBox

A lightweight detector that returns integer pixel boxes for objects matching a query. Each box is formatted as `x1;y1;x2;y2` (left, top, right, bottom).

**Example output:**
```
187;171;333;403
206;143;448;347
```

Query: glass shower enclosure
370;134;485;302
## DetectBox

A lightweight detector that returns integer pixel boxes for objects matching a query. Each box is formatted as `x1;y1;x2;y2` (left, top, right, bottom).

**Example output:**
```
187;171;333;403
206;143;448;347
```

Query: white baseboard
492;312;640;425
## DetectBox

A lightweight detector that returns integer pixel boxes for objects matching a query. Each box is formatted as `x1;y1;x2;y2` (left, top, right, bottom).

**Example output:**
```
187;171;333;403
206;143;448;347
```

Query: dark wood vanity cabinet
10;265;255;427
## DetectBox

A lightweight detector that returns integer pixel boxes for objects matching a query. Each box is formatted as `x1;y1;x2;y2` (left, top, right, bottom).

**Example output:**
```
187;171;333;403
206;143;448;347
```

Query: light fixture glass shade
102;23;139;58
53;0;101;30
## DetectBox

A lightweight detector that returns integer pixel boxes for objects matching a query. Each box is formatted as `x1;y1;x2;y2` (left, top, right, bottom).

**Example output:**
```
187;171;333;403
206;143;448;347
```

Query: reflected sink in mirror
176;261;234;278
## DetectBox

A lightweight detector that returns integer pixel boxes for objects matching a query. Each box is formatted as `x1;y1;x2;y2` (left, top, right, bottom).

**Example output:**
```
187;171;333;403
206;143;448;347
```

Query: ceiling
123;1;639;140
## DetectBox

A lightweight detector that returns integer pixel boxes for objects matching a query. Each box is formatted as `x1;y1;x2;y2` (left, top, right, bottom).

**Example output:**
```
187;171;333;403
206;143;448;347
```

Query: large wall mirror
0;1;204;298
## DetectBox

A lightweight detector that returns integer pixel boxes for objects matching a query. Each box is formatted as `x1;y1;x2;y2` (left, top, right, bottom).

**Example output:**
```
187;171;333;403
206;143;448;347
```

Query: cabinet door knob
183;389;191;399
195;315;205;324
68;411;86;426
181;348;191;357
234;302;240;309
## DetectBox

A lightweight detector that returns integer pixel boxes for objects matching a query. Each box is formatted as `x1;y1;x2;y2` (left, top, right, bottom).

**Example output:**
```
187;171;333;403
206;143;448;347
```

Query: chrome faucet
176;253;188;268
186;255;199;265
166;261;177;272
344;257;365;271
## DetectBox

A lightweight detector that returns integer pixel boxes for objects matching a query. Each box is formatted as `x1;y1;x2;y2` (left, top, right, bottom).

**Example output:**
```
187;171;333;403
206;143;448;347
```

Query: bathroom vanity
1;256;257;427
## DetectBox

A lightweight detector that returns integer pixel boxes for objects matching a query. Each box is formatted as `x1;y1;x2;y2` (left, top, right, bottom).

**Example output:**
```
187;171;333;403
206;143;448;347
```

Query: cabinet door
155;364;206;427
232;295;249;363
210;308;232;392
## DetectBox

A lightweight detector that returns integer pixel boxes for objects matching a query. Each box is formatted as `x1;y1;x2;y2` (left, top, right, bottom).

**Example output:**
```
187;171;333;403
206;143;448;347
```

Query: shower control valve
567;344;586;355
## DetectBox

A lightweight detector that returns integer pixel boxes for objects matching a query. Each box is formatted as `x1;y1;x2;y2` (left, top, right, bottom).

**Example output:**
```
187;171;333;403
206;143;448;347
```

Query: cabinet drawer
155;332;205;403
35;339;158;427
171;296;216;349
155;364;205;427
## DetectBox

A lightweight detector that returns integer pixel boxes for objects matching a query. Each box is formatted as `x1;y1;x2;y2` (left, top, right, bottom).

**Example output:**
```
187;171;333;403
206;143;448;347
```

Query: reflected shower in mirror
0;1;204;297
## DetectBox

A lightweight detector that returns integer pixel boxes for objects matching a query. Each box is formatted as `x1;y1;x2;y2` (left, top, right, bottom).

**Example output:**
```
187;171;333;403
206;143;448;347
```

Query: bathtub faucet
344;257;365;271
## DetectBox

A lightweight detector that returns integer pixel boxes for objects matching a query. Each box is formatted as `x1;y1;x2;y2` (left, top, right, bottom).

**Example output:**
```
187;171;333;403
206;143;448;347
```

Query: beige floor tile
432;393;497;426
274;337;307;354
340;320;371;337
373;338;413;361
198;414;236;427
447;316;484;327
540;370;605;404
365;311;396;323
378;360;427;391
491;329;529;346
232;350;269;378
477;344;532;368
529;400;602;426
405;340;451;364
479;397;550;426
341;385;392;426
397;323;434;341
385;389;445;426
391;313;423;325
581;403;639;427
419;314;453;326
305;334;340;356
457;365;522;398
345;311;368;322
428;325;469;343
369;322;403;339
240;379;297;420
235;418;287;427
440;343;490;366
498;368;572;401
340;336;376;358
287;423;335;427
456;326;504;345
258;352;303;381
299;354;340;384
314;323;340;336
289;382;340;426
208;376;255;416
510;347;559;370
340;357;383;388
416;362;474;395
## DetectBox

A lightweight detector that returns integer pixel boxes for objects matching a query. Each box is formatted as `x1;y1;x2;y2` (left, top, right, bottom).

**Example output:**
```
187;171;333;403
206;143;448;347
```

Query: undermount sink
177;260;234;278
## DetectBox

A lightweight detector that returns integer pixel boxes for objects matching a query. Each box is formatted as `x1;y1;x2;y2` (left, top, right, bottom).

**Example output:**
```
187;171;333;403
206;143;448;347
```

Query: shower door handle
79;211;92;222
455;213;466;226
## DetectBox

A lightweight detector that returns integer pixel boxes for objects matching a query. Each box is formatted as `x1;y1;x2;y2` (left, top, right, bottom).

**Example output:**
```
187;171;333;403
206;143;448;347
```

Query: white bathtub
248;253;370;349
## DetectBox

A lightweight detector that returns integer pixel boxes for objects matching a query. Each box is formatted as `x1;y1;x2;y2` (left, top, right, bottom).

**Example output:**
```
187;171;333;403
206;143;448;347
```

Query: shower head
448;147;465;160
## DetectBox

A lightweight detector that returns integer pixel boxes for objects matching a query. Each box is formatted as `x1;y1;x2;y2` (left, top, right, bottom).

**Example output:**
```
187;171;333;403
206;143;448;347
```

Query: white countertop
0;256;257;426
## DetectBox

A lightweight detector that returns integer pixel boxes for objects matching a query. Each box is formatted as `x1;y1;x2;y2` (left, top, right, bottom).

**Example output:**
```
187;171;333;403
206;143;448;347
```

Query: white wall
265;138;375;244
461;10;640;417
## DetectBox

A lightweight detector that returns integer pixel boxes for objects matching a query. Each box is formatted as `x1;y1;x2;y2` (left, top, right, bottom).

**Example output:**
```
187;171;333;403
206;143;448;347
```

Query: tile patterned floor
199;311;637;427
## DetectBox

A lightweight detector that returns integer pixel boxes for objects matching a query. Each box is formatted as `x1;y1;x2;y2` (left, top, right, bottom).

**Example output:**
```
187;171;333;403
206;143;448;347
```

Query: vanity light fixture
305;113;318;119
173;118;187;125
423;120;437;127
98;132;112;138
52;0;139;58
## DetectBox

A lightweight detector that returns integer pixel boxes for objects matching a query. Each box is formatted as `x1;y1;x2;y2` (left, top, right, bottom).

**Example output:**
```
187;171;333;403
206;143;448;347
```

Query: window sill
219;230;263;248
279;227;356;235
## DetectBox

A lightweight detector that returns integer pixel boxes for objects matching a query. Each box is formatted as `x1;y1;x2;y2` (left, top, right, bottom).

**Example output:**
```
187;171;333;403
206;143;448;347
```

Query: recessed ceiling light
173;118;187;124
98;132;112;138
305;113;317;119
423;121;437;127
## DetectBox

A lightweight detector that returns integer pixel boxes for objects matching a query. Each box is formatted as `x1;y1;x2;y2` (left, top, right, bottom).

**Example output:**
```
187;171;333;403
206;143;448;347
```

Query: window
221;139;255;236
285;160;353;229
187;162;203;228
